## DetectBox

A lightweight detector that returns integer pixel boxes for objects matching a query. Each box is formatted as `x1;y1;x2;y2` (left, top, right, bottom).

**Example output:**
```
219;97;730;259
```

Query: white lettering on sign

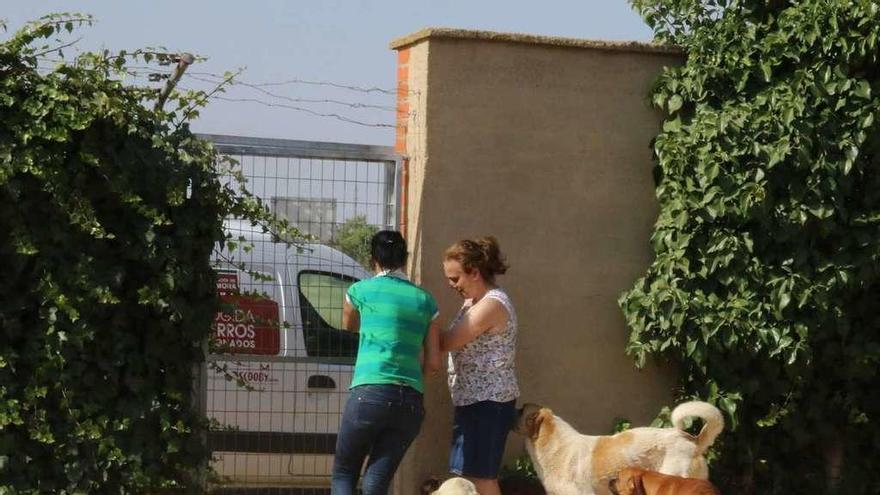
214;322;256;340
216;271;239;297
216;280;238;291
214;308;259;339
212;294;280;355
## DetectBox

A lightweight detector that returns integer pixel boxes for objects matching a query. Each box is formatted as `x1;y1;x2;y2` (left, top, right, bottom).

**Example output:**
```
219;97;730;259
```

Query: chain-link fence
199;134;400;493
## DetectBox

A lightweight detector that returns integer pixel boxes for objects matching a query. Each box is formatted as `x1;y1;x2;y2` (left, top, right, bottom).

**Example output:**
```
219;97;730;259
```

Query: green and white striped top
346;270;438;393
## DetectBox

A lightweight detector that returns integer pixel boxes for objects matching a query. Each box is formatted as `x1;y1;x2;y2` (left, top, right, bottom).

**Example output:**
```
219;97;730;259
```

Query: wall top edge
389;27;682;55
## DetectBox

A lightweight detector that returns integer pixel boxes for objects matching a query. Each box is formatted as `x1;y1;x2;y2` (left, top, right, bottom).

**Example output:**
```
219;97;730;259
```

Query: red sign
212;271;281;355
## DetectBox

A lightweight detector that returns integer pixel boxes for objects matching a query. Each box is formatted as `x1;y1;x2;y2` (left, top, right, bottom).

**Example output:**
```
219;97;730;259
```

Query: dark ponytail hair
371;230;408;271
444;236;509;283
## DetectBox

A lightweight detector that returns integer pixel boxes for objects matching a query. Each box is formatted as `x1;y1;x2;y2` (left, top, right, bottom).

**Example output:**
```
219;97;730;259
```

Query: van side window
297;271;359;360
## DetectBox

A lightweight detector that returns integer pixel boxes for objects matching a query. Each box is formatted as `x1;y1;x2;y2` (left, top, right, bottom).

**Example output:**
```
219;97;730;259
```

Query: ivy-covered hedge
620;1;880;493
0;15;286;493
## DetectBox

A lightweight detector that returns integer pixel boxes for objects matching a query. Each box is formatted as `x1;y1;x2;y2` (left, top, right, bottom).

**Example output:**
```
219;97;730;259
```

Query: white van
207;220;371;488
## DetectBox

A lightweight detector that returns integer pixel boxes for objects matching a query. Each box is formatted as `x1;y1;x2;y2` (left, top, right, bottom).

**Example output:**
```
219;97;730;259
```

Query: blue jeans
331;384;424;495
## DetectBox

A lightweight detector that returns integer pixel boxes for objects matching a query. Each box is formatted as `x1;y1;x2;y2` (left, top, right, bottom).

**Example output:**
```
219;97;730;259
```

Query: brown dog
609;468;721;495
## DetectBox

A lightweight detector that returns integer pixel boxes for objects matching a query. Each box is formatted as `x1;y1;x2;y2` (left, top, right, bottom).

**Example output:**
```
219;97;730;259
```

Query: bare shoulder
475;294;508;314
472;296;509;330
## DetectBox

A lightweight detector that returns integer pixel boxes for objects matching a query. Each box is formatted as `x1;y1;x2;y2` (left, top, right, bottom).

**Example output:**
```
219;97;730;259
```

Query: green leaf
719;396;737;417
844;145;859;172
761;61;772;82
668;94;683;113
854;80;871;99
663;117;682;132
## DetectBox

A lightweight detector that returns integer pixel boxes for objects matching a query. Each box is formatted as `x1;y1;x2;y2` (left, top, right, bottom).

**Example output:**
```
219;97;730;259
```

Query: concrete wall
390;28;684;492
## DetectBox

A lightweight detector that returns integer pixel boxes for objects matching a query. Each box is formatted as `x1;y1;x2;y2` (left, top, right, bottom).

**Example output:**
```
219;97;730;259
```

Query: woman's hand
422;317;443;375
440;298;508;352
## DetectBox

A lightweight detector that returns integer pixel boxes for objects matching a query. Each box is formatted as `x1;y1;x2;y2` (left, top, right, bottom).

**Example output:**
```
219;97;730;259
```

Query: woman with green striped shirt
331;230;442;495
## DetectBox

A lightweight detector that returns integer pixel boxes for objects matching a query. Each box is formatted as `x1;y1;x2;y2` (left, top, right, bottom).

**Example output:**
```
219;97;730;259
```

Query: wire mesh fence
200;134;400;493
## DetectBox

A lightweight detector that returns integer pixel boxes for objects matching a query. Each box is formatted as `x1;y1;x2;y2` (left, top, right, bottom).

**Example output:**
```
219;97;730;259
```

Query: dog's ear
534;408;555;439
525;408;551;439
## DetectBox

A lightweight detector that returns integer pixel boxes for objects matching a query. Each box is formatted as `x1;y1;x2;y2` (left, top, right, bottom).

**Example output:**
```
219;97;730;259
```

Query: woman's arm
440;298;508;352
422;317;443;375
342;298;360;332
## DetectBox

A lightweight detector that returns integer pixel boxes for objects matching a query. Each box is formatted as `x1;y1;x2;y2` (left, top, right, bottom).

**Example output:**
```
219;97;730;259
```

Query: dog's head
513;402;555;440
608;468;646;495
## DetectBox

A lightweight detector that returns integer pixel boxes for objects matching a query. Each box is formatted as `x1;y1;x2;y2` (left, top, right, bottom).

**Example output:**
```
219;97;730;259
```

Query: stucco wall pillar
391;28;684;493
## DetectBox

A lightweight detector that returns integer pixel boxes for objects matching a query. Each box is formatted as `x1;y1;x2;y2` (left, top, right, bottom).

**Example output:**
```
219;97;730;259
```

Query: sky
4;1;654;146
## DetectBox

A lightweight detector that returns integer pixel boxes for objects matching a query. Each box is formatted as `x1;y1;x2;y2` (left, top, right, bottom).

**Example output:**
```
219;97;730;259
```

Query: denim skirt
448;399;516;478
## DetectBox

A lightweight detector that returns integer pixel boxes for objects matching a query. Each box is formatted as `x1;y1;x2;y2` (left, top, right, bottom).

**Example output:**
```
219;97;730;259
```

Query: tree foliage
0;14;294;493
332;215;378;269
621;1;880;493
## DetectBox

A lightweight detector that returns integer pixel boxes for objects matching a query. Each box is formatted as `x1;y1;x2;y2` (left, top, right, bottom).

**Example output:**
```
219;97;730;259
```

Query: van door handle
307;375;336;390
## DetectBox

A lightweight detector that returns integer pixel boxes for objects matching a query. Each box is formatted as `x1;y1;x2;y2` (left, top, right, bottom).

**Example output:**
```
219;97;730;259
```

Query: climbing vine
0;14;295;493
621;1;880;493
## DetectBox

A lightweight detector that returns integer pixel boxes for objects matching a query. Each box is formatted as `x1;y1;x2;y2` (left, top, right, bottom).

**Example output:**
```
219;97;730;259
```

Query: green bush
621;1;880;493
499;454;540;482
0;14;294;493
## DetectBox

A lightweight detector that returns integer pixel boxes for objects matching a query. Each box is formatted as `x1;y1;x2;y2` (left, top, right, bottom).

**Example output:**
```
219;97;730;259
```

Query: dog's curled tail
671;401;724;454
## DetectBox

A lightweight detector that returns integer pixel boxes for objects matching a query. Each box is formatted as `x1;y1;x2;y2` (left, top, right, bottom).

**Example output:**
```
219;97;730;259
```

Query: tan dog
421;476;479;495
513;401;723;495
609;467;721;495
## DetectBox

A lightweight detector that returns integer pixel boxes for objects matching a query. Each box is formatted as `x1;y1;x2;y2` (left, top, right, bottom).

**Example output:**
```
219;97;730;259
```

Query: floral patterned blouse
447;288;520;406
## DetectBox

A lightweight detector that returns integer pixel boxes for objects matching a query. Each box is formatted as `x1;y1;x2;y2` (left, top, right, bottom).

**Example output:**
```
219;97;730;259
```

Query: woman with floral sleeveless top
440;237;519;495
